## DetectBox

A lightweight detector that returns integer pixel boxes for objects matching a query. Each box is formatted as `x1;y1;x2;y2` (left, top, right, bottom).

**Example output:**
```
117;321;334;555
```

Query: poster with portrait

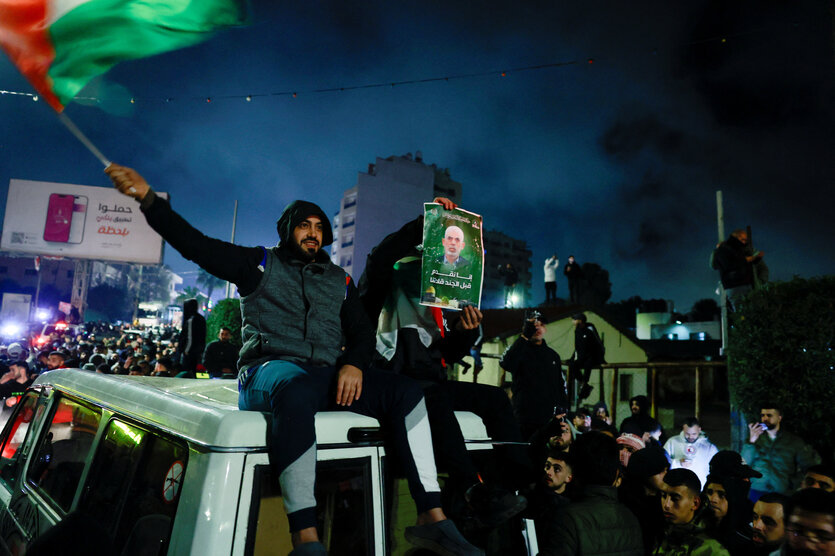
420;203;483;310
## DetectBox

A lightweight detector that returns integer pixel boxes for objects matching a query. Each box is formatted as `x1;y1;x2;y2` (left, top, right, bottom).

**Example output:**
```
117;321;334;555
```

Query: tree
577;262;612;309
688;298;720;322
197;269;226;301
206;298;242;347
174;286;202;306
86;284;133;322
727;276;835;459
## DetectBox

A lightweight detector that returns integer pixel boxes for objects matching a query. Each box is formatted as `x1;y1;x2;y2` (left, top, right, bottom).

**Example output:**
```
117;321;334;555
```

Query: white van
0;370;534;555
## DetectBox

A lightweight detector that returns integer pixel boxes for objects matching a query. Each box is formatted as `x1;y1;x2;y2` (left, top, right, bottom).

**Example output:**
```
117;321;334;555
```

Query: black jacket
573;322;605;367
358;216;477;382
540;485;643;556
500;337;566;429
712;236;752;289
139;191;374;372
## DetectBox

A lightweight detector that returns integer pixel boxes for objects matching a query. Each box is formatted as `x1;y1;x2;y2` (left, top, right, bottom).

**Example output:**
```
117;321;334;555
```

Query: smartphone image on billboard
43;193;74;243
68;195;88;244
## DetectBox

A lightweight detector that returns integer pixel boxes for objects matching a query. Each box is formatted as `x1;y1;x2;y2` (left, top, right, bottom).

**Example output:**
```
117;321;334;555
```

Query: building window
342;256;352;267
341;236;353;248
344;196;357;209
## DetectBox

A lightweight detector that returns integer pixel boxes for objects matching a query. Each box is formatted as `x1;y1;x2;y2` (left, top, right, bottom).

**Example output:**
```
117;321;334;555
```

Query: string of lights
0;25;791;107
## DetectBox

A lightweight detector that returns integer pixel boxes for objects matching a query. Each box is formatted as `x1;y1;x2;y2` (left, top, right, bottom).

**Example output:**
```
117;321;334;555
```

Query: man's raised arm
105;163;263;295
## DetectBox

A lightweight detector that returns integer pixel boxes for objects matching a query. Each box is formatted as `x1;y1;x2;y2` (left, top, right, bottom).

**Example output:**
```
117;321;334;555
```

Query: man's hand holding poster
420;203;484;310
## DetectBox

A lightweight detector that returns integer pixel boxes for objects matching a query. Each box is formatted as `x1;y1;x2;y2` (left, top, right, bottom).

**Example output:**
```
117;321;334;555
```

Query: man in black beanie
106;164;482;556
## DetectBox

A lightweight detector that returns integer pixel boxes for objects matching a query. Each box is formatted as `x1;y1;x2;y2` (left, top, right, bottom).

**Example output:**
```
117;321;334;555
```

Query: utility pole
716;191;727;354
224;200;238;299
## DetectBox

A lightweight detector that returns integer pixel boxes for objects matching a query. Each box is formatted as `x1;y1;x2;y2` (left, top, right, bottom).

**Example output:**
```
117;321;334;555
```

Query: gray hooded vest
237;247;346;376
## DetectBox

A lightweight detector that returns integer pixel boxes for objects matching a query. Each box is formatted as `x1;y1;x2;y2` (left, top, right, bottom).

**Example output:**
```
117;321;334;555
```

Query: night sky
1;1;833;312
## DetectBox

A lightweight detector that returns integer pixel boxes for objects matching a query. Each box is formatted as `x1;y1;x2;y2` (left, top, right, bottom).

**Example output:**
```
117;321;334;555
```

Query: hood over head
276;200;333;248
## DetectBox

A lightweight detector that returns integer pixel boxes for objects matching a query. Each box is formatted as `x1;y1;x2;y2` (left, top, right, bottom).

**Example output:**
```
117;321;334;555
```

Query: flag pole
57;112;111;167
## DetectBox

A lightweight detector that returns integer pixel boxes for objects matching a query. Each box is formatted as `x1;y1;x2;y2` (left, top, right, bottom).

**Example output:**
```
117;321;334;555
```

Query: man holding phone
742;404;820;500
499;311;568;440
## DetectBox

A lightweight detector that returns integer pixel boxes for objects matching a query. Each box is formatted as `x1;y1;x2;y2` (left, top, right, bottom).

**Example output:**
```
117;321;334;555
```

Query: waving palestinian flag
0;0;248;112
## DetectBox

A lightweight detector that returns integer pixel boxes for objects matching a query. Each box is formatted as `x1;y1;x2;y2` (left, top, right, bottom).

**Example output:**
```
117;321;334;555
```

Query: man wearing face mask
105;164;482;556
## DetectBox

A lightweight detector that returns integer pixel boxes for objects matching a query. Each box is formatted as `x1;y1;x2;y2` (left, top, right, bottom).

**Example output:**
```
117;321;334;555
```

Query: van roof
32;370;489;450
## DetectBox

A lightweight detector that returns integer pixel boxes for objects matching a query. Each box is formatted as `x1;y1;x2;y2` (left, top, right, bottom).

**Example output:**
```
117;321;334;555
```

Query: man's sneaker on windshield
405;519;484;556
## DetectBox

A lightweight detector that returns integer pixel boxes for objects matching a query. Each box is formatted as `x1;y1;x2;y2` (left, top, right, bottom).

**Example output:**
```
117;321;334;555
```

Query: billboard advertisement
1;179;167;264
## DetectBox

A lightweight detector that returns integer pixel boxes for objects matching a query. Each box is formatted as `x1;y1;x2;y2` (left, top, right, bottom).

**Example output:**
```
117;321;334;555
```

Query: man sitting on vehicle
106;163;482;556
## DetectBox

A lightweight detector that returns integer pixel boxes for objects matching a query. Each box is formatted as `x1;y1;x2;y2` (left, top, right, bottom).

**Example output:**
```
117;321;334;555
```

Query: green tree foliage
206;298;242;347
727;276;835;458
688;298;720;322
174;286;202;305
197;269;226;301
87;284;133;322
578;262;612;309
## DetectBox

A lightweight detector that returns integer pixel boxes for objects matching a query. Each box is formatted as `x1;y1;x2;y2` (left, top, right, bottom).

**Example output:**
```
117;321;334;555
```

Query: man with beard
664;417;719;490
106;164;481;556
785;489;835;556
751;493;790;556
742;404;820;500
436;225;471;272
619;395;661;438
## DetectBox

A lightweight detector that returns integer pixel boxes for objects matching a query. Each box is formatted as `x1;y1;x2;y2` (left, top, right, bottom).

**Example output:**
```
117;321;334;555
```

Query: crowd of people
2;165;826;556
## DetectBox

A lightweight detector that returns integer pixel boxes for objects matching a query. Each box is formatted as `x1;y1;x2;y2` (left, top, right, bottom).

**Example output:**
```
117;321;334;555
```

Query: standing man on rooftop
544;254;559;305
105;163;481;556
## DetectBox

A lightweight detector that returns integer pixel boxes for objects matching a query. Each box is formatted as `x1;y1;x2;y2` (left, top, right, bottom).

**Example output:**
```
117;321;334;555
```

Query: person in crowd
202;326;238;378
358;201;529;528
0;360;34;400
105;163;481;556
569;313;605;403
592;401;613;426
785;488;835;556
544;254;559;305
656;468;731;556
46;351;67;370
177;298;206;376
620;443;670;553
751;493;790;556
664;417;720;490
801;465;835;493
743;404;821;499
538;432;643;556
620;395;661;438
529;448;575;545
617;433;646;467
563;255;582;304
499;263;519;308
570;409;591;434
152;356;175;377
702;473;754;555
500;311;568;440
529;415;577;477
